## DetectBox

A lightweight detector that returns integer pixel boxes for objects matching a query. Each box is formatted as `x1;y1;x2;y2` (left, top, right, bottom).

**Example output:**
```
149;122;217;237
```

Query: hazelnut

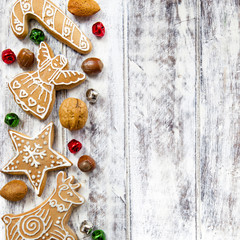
81;58;103;75
59;98;88;131
0;180;28;202
17;48;34;68
78;155;96;172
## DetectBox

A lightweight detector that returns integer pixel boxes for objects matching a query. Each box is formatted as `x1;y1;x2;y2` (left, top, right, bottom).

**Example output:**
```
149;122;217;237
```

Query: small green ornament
4;113;19;127
92;230;106;240
30;28;45;44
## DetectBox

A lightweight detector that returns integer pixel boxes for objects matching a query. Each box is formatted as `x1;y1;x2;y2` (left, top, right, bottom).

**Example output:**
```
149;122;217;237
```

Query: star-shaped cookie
1;122;72;196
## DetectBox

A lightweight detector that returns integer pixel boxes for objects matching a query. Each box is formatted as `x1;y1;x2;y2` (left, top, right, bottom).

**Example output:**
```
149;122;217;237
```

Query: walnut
59;98;88;130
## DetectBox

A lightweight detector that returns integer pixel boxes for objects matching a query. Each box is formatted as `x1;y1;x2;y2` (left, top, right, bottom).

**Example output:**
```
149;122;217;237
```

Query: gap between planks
123;0;131;239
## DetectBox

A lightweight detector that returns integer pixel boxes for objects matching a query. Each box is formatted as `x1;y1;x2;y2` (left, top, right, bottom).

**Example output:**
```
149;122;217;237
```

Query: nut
68;0;100;17
17;48;34;68
59;98;88;131
81;58;103;75
78;155;96;172
0;180;28;202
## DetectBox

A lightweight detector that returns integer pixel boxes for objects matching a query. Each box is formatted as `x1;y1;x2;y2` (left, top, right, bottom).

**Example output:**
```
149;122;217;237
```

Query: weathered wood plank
200;1;240;239
128;0;197;239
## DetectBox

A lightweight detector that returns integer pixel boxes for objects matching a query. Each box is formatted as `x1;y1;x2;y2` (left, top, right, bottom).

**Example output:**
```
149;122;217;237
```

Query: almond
68;0;100;17
0;180;28;202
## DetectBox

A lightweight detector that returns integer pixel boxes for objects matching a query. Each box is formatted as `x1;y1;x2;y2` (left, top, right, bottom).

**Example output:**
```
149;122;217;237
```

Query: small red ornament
92;22;105;37
2;49;16;64
68;139;82;154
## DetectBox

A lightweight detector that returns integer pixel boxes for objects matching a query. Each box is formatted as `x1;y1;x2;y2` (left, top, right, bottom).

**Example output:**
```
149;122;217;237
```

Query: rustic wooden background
0;0;240;239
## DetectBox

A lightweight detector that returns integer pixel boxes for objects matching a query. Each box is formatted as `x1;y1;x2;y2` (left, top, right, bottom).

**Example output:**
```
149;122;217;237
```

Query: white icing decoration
16;161;19;164
12;80;21;89
11;162;14;165
21;140;25;143
29;170;31;173
42;135;45;139
32;175;36;179
28;97;37;107
19;89;28;98
22;143;46;167
44;141;47;145
50;155;54;159
18;143;21;147
51;161;55;164
20;150;23;154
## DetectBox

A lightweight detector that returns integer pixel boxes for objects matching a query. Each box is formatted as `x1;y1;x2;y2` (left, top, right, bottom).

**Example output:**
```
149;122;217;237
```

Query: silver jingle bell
80;220;94;235
86;89;99;104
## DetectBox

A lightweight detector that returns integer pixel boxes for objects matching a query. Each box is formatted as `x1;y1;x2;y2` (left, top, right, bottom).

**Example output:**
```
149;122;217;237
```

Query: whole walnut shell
59;98;88;131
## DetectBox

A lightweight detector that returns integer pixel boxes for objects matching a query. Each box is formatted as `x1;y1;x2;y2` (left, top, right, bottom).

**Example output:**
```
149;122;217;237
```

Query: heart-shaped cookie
68;0;100;17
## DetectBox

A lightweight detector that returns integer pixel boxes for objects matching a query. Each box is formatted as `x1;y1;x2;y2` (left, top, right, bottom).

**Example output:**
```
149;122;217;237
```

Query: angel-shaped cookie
9;42;85;120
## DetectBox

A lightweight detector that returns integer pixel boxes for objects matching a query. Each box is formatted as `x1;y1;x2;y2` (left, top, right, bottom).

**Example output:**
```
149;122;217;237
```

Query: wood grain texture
200;1;240;239
128;0;197;239
1;0;240;239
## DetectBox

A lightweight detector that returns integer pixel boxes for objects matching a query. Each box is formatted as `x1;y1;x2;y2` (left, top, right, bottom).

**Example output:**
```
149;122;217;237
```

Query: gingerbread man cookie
9;42;85;120
2;171;84;240
11;0;92;54
1;122;72;196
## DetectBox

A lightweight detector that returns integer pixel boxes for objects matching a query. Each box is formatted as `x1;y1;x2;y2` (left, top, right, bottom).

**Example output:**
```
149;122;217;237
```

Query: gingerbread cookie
2;171;84;240
9;42;86;120
11;0;92;54
1;122;72;196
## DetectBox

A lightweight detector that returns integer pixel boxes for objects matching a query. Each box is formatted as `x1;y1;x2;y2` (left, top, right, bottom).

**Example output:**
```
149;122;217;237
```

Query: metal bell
86;89;99;104
80;220;94;235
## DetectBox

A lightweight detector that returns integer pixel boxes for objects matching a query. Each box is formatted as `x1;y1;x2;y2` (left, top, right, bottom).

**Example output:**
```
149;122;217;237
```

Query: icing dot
56;156;60;160
25;153;28;155
35;156;39;159
51;161;55;164
51;164;54;167
21;140;24;143
29;159;32;163
45;166;48;169
48;68;51;72
16;161;19;164
44;141;47;145
16;137;20;141
29;170;32;173
32;175;36;179
56;220;60;224
26;141;30;145
42;135;45;139
35;183;38;186
46;233;49;237
31;147;33;151
47;128;50;131
37;179;40;182
37;175;41;178
18;144;21;147
13;135;16;139
45;132;48;135
36;149;39;152
58;217;61;220
15;166;17;169
11;167;14;170
11;162;14;165
50;155;54;159
35;136;39;139
43;237;45;240
20;151;23;154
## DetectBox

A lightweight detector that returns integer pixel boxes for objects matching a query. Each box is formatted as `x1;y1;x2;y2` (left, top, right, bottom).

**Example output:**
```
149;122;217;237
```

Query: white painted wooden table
1;0;240;239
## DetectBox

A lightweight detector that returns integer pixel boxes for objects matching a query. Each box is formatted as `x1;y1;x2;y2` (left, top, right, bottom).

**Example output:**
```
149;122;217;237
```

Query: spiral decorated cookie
9;42;85;120
11;0;92;54
2;171;84;240
1;122;72;196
